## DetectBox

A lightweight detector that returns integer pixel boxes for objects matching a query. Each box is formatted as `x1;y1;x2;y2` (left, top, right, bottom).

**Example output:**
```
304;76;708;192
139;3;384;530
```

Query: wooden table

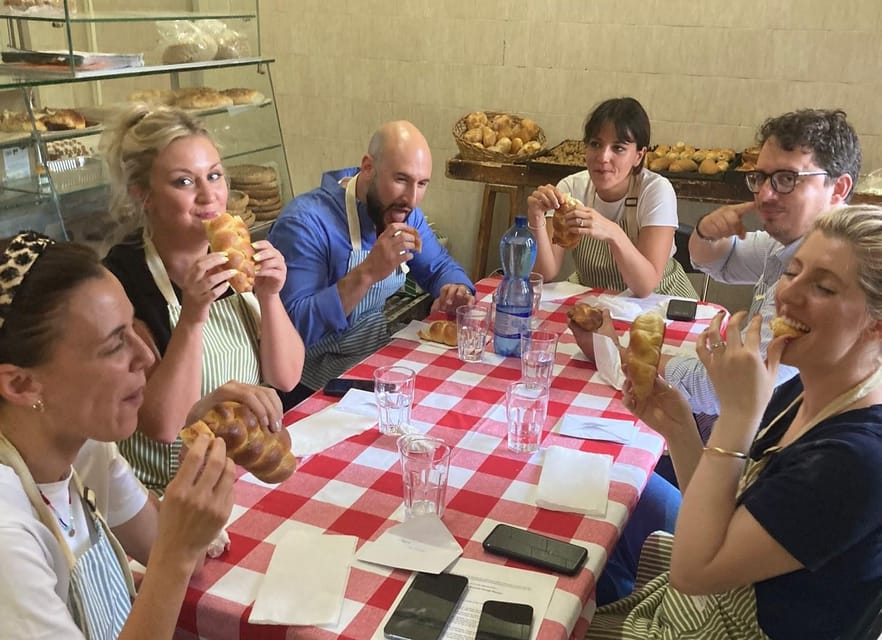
446;155;882;281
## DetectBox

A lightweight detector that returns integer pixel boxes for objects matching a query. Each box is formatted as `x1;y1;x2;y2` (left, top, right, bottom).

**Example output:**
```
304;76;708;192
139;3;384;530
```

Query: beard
365;178;411;235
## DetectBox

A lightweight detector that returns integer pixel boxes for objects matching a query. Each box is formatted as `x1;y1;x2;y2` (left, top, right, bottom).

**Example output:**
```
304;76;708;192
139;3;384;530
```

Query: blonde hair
812;204;882;319
99;103;213;236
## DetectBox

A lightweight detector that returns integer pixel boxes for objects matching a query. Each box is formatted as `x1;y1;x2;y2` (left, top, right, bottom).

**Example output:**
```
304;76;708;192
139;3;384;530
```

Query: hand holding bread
568;302;604;332
625;312;666;411
180;401;296;484
552;195;583;249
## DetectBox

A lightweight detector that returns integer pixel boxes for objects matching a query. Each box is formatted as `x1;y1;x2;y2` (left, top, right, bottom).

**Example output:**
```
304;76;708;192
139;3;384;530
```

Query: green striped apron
0;435;135;639
119;238;262;494
300;173;405;391
568;174;697;299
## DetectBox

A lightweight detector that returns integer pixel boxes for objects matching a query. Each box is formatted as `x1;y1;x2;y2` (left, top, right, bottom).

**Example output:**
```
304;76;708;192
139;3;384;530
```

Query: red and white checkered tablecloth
169;279;719;640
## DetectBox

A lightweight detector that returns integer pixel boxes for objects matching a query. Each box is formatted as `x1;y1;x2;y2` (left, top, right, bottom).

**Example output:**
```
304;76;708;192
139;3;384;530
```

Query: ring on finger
578;218;584;228
398;249;407;256
708;341;725;351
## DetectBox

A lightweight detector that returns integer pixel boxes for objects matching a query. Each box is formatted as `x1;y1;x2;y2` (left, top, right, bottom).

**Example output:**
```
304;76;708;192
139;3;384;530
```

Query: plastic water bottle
493;216;537;357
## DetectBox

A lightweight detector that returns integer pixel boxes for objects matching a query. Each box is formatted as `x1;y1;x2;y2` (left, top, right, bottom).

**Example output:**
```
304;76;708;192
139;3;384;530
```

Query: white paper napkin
558;415;638;444
540;281;590;301
593;333;625;390
249;529;357;626
334;388;378;418
356;515;463;574
286;405;376;457
535;446;612;516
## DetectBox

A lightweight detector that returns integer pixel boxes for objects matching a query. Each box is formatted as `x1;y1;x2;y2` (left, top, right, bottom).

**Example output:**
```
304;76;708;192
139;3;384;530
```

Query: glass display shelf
0;9;256;23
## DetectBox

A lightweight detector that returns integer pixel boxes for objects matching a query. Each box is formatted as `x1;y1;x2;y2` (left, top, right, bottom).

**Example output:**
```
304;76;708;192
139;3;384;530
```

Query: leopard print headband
0;231;54;330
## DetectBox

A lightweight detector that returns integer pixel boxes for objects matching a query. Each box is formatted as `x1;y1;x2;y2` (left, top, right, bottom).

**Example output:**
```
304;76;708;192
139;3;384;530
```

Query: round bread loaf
227;164;277;185
226;189;249;212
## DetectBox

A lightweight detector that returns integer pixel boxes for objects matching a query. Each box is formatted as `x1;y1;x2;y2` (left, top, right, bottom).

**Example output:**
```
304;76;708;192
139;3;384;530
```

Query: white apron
300;174;405;390
119;237;262;494
0;434;135;640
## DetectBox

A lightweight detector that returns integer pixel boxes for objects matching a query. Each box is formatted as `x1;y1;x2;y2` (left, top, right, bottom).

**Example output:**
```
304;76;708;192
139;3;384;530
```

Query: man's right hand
695;202;754;241
359;222;420;282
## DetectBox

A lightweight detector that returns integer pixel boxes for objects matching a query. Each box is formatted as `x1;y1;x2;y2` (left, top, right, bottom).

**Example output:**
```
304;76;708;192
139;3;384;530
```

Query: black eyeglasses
744;169;829;194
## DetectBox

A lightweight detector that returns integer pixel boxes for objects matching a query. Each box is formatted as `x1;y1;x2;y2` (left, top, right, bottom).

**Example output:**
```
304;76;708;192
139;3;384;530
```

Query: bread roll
463;127;484;144
482;126;497;148
668;158;698;173
568;303;604;331
625;312;665;408
770;317;808;339
399;226;422;253
204;213;256;293
552;195;582;249
698;157;720;175
649;157;673;171
418;320;457;346
180;401;296;484
220;88;265;105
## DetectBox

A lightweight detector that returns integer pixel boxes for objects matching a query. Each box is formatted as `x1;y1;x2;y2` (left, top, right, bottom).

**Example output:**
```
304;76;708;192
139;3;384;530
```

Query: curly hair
758;109;861;199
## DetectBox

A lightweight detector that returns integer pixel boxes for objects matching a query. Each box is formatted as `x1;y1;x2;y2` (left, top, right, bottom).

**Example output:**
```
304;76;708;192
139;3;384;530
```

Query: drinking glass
456;303;490;362
397;434;451;519
529;272;543;329
520;330;558;389
373;366;415;435
505;381;548;453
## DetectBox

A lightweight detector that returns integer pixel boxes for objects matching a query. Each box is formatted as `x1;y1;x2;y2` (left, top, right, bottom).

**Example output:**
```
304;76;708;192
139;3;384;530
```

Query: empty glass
505;381;548;453
456;303;490;362
397;434;451;519
373;366;415;435
529;272;543;329
520;330;558;389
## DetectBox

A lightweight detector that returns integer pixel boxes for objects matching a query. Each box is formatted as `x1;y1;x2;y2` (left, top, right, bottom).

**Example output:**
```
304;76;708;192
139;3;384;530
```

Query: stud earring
31;399;44;412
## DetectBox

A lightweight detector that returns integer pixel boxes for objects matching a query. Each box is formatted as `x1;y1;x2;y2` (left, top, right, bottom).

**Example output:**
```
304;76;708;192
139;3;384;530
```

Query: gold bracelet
703;446;748;460
527;220;546;231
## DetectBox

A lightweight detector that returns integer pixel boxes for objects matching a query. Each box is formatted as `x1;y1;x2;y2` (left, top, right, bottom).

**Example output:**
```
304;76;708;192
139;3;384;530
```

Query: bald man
269;121;474;404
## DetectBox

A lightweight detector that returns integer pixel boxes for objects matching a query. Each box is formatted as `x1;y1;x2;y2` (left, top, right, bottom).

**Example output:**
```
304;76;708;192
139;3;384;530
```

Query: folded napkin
591;293;643;321
356;515;462;574
249;529;357;626
287;404;376;457
535;446;612;516
558;415;638;444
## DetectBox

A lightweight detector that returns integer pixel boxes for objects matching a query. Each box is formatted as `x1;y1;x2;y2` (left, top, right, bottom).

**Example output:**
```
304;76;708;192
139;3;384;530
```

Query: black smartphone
482;524;588;576
383;572;469;640
322;377;375;397
666;298;698;321
476;600;533;640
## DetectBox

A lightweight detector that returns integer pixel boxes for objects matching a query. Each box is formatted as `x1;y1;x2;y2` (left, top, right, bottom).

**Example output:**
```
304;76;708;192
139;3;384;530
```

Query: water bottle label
495;307;530;338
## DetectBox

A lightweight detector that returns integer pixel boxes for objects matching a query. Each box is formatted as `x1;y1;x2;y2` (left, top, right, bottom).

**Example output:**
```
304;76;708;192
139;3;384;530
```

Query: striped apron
0;435;135;639
300;174;405;390
119;238;262;494
569;174;697;299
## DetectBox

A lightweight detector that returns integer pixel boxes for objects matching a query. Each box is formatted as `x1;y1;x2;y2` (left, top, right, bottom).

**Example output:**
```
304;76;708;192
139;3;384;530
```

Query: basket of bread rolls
644;142;736;178
453;111;546;163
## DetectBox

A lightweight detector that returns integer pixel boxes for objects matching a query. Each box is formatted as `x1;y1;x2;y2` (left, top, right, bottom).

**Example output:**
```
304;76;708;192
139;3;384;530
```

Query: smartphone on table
383;571;469;640
666;298;698;321
322;377;375;397
482;523;588;576
476;600;533;640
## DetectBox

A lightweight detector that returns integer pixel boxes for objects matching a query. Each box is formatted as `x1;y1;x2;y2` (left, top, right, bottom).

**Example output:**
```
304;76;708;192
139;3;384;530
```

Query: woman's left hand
568;204;622;243
697;311;784;423
251;240;287;297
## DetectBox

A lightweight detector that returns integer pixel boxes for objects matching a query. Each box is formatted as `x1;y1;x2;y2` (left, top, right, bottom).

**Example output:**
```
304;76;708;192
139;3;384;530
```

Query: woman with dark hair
0;232;252;638
526;97;695;298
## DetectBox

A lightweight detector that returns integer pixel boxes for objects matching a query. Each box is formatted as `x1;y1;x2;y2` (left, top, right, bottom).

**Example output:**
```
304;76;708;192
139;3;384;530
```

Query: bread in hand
770;316;808;339
180;401;296;484
418;320;457;346
204;213;256;293
552;195;582;249
625;312;666;408
401;226;422;253
568;302;604;332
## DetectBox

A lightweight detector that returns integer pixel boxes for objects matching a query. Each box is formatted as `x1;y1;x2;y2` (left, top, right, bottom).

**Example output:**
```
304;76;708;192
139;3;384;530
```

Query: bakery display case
0;0;291;253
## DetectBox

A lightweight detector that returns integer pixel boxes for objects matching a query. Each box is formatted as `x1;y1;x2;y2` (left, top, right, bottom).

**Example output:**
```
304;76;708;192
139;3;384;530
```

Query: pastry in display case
0;0;291;250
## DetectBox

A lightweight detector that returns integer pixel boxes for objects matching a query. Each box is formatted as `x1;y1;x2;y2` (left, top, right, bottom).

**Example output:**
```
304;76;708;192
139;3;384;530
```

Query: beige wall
259;0;882;278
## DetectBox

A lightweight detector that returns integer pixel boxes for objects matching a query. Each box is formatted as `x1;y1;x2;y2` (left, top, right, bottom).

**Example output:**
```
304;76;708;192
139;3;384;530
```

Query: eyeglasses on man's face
744;169;829;194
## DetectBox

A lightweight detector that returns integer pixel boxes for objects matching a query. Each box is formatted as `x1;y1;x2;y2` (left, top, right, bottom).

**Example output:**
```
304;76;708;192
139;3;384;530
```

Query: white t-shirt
554;168;679;256
0;440;147;639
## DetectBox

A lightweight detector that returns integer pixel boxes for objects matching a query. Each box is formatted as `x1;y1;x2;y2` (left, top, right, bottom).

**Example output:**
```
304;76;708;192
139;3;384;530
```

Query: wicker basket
453;111;546;163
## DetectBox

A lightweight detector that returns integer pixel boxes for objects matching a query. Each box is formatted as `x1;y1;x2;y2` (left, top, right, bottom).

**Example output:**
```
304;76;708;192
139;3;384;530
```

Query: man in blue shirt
269;121;474;405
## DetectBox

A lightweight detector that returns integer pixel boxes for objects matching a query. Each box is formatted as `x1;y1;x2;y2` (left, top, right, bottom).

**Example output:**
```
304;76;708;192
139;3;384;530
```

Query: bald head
367;120;431;168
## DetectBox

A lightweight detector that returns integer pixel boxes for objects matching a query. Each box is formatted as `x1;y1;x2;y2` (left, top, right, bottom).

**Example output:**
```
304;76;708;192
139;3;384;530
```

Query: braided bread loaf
204;213;256;293
180;401;296;483
625;312;665;408
418;320;457;346
552;195;582;249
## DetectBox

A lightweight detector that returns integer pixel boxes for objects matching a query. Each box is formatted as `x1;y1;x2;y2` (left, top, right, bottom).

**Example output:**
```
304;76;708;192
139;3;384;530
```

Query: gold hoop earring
31;399;44;412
